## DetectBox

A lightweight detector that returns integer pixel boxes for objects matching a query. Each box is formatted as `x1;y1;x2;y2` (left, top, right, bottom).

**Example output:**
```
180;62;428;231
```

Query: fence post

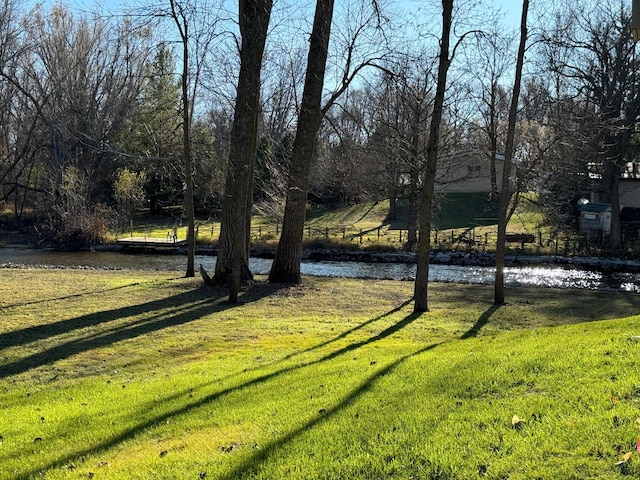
325;227;329;240
359;228;363;244
377;227;380;240
307;226;311;238
399;230;403;243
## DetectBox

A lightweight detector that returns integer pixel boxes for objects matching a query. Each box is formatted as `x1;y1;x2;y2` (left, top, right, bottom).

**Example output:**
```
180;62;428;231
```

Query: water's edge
2;245;640;293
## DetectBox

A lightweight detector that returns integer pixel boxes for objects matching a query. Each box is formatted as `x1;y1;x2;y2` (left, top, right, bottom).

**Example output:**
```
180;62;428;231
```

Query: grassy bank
1;269;640;479
118;193;552;254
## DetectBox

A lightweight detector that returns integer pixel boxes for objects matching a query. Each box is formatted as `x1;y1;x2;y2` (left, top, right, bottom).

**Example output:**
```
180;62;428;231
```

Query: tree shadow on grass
217;341;443;480
282;298;415;360
460;304;500;339
205;298;418;388
0;279;170;309
13;308;430;480
0;282;286;380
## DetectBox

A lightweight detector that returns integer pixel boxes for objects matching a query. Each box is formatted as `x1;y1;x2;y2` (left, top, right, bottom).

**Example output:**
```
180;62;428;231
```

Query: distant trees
3;0;640;272
466;24;512;198
114;168;146;227
117;44;183;215
543;0;640;249
370;61;435;249
0;4;150;246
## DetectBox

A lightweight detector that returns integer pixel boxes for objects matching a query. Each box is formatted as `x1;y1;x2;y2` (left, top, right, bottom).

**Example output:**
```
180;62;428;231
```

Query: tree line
1;0;640;309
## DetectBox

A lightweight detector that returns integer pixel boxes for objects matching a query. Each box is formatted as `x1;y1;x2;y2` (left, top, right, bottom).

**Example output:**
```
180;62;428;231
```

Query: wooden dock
116;237;187;252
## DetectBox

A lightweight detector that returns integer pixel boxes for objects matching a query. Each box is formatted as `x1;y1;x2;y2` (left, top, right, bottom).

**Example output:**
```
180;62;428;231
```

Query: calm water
1;247;639;293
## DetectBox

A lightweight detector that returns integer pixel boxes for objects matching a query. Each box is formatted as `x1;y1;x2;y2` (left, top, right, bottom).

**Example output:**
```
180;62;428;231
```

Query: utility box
579;202;611;235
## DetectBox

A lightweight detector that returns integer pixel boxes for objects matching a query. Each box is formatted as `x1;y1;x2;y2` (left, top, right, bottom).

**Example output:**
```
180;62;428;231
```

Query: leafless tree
466;24;512;197
268;0;335;284
214;0;272;301
268;0;392;284
542;0;640;249
167;0;222;277
413;0;454;313
494;0;528;306
1;4;150;245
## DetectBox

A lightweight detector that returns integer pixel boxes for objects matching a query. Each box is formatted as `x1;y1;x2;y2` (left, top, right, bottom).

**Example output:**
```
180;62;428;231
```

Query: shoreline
2;238;640;274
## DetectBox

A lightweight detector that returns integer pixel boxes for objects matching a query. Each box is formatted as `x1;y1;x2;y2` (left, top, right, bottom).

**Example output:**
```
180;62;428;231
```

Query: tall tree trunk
178;13;195;278
494;0;528;306
406;99;423;250
413;0;452;313
406;164;419;248
489;83;499;198
268;0;334;284
215;0;272;300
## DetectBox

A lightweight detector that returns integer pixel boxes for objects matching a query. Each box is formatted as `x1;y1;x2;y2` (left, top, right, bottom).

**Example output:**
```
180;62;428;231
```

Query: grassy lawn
117;193;560;254
2;269;640;479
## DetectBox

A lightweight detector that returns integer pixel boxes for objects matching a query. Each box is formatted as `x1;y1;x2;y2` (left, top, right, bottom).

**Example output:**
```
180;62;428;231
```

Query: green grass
2;269;640;479
118;193;557;253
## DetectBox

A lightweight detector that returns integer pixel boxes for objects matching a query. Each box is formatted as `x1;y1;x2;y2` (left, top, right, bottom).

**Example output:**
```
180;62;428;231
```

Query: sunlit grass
1;269;640;478
116;194;562;253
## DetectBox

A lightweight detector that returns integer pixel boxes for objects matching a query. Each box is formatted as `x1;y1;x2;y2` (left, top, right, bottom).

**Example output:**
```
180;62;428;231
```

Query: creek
1;247;640;293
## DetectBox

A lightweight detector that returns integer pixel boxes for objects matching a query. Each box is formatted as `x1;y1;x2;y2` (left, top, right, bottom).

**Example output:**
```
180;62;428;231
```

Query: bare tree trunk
268;0;334;284
215;0;272;300
489;84;499;197
172;2;196;278
495;0;528;306
413;0;452;313
406;164;419;248
406;99;423;249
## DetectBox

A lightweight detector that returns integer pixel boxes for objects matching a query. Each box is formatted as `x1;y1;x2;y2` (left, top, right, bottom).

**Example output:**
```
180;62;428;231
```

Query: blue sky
25;0;526;25
488;0;524;28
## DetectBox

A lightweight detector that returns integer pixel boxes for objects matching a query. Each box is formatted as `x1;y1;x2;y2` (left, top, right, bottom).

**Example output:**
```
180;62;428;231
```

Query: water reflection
1;247;639;293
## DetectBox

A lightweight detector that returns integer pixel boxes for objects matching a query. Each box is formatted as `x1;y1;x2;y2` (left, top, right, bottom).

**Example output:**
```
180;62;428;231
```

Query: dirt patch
245;280;318;298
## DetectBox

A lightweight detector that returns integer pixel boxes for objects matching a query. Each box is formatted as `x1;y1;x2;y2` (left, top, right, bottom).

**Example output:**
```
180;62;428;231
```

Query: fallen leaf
511;415;524;428
616;451;634;465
